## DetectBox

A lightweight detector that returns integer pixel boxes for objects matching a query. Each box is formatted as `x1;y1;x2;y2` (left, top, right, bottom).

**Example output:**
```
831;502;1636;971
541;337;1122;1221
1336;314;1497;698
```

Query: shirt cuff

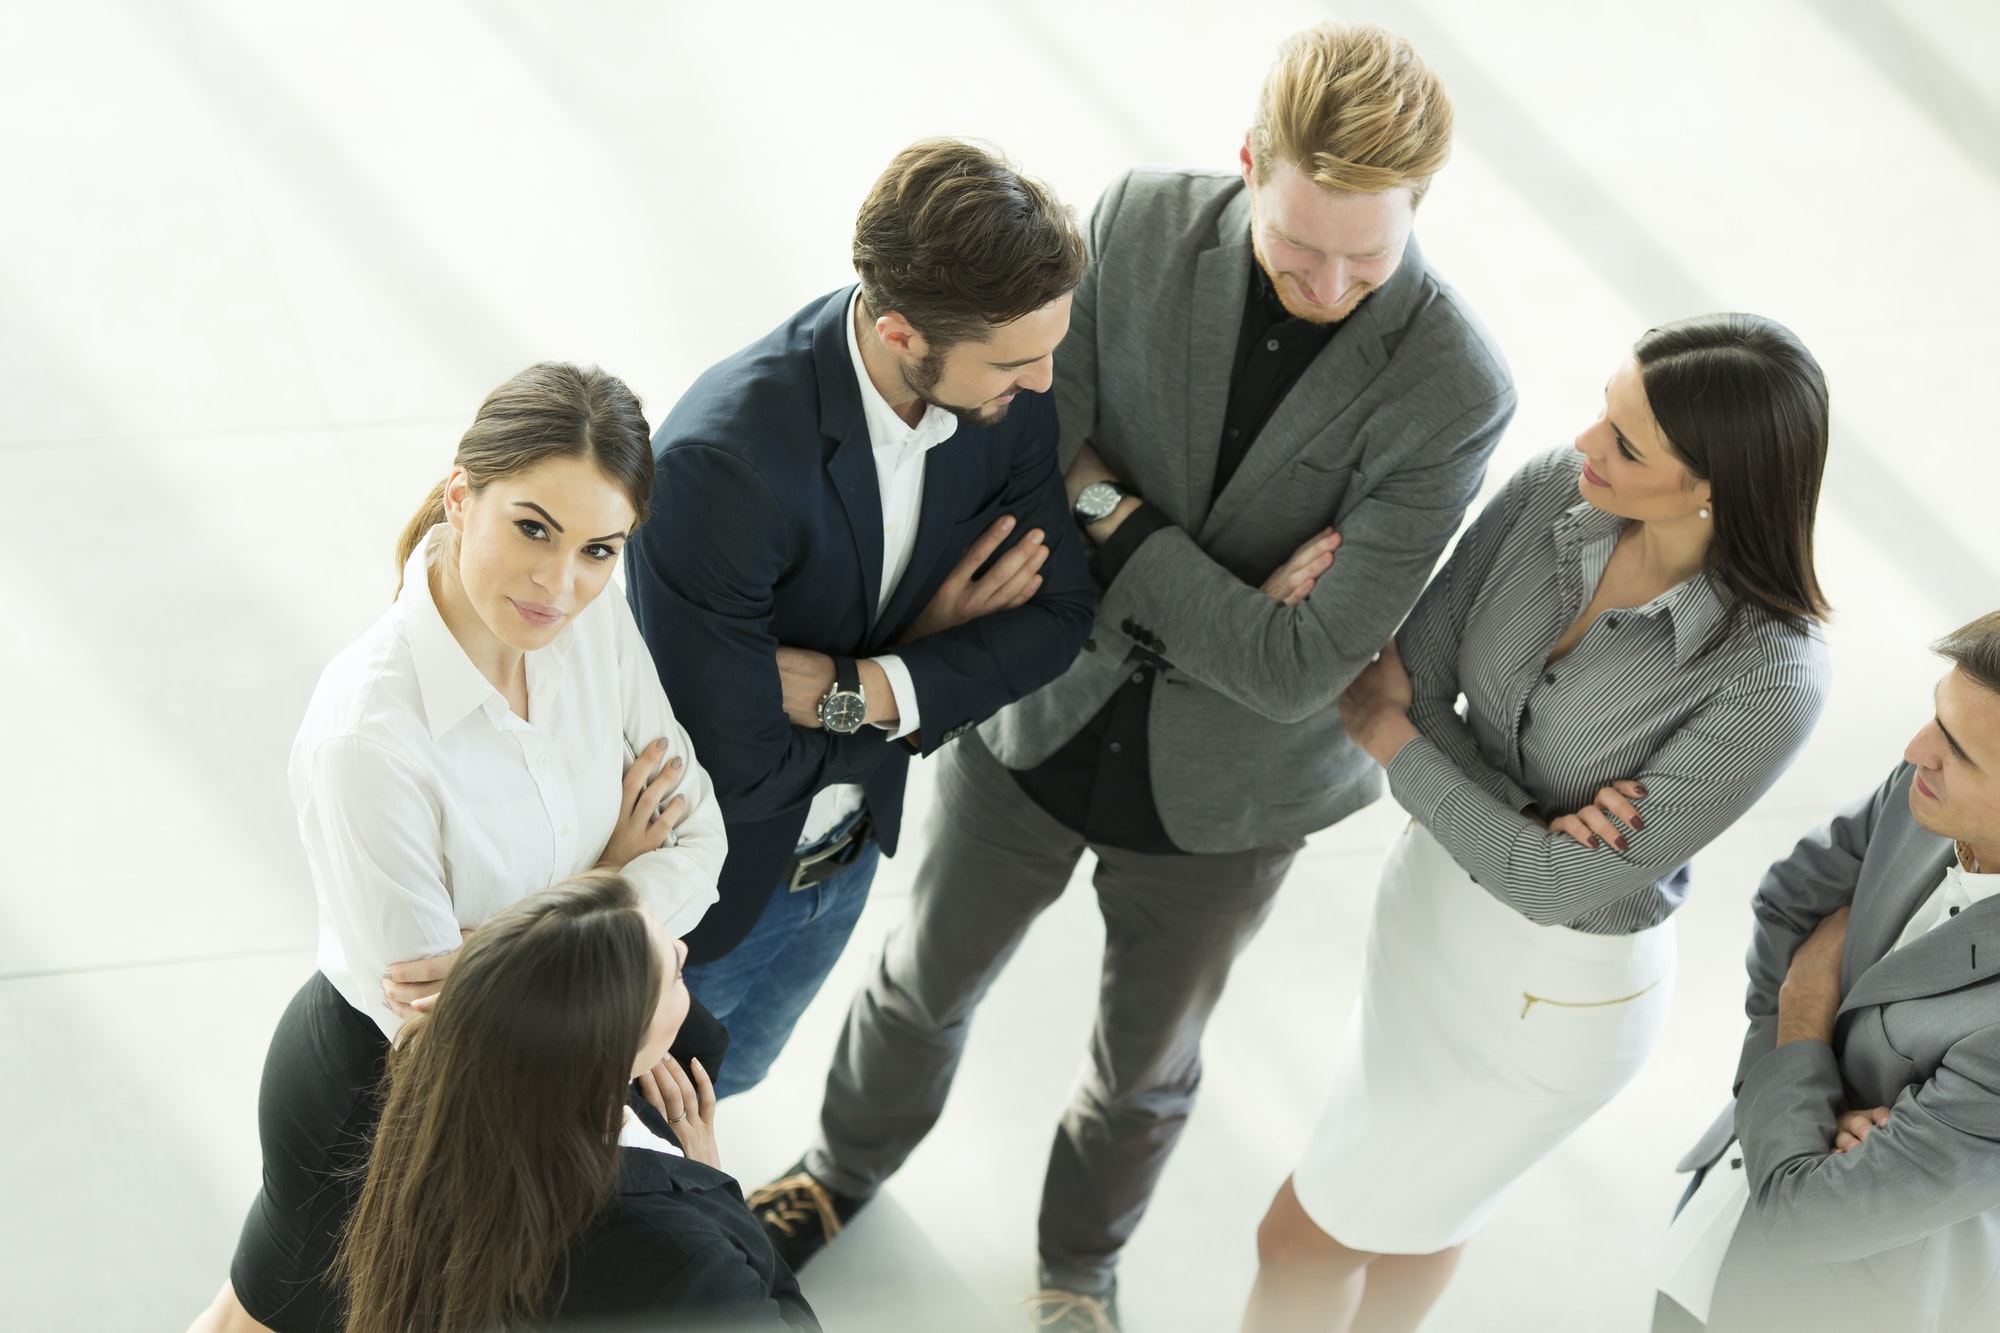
1089;501;1172;587
1385;732;1471;824
869;653;920;741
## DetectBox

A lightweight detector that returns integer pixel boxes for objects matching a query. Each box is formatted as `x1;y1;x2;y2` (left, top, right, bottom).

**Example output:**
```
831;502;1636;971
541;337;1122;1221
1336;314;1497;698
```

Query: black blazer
627;286;1095;961
550;1098;819;1330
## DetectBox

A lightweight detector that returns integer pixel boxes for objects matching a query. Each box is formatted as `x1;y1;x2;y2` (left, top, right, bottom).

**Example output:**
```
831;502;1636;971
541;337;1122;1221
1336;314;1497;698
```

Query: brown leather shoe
744;1159;868;1271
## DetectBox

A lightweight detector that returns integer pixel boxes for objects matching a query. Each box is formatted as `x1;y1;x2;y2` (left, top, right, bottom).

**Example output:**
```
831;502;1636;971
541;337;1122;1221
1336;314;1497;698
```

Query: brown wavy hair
852;138;1086;352
333;873;661;1333
394;362;653;594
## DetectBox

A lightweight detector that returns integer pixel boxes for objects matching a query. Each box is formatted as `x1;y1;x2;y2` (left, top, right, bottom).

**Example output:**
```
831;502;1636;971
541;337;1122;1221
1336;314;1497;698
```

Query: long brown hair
395;362;654;594
1634;313;1832;643
334;873;662;1333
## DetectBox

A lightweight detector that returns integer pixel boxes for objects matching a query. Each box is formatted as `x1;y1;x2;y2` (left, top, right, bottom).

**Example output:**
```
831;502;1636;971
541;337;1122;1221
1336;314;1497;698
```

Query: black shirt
549;1096;820;1330
1010;259;1340;853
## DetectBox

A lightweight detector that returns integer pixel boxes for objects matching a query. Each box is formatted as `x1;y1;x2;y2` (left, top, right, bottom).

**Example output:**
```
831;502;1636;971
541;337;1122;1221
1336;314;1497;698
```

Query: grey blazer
1666;764;2000;1332
980;168;1515;853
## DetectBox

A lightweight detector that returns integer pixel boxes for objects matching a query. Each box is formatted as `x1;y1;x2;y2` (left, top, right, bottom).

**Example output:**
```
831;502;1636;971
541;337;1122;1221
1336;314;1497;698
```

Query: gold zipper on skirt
1519;977;1662;1019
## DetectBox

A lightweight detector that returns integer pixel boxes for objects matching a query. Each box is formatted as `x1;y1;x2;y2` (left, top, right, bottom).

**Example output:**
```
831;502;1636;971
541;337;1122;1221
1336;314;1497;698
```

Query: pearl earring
1699;507;1711;519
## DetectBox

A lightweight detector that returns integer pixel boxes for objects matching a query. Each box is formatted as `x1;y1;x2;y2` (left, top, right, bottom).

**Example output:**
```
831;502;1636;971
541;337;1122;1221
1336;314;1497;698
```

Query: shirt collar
1553;498;1730;666
397;526;544;740
844;288;959;458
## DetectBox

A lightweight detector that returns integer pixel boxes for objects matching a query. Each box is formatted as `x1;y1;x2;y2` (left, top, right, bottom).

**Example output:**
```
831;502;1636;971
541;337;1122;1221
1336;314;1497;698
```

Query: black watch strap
833;656;860;693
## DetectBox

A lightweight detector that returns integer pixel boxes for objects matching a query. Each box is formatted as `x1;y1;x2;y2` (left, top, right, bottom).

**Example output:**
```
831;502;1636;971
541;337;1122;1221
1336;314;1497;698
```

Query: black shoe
1023;1286;1121;1332
744;1159;868;1271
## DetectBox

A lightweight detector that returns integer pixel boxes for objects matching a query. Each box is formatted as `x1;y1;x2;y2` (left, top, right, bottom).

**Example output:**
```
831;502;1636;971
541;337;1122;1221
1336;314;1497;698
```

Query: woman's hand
383;928;473;1018
1548;779;1647;851
1338;640;1419;767
598;739;688;870
1260;529;1341;607
638;1054;720;1168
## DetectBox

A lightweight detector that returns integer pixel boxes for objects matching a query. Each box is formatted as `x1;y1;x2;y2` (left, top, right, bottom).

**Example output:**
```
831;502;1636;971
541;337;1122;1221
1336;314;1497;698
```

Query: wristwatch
1074;480;1127;525
817;657;869;734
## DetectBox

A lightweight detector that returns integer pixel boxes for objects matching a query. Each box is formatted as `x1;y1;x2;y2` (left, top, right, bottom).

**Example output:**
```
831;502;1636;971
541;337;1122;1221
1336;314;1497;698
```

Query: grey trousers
807;731;1300;1292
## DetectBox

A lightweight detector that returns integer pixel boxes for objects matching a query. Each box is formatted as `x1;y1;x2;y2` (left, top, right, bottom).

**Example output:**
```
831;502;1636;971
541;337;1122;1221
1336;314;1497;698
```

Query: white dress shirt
1662;847;1997;1318
619;1106;685;1158
793;288;960;848
293;525;727;1038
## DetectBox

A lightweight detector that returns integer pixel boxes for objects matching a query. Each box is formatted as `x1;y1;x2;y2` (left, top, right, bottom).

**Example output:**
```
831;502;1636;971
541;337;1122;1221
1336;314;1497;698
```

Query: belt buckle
786;818;868;892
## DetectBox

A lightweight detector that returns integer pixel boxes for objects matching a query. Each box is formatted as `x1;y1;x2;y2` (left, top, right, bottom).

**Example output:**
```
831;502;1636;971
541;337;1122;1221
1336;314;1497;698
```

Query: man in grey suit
1655;612;2000;1333
747;23;1514;1327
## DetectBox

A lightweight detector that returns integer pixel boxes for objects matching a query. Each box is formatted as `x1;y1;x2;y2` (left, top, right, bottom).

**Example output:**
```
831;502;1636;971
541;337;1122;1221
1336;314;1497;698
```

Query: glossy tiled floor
3;2;1996;1329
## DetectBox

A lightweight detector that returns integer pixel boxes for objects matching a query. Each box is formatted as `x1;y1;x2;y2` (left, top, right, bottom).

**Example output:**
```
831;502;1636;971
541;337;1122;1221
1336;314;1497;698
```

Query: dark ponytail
394;363;654;594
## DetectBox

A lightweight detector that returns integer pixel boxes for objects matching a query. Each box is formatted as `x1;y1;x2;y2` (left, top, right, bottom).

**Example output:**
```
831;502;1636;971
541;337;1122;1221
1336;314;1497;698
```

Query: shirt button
1265;338;1280;352
561;823;573;837
1227;427;1241;440
1108;741;1124;754
537;753;551;769
1544;671;1557;685
1131;671;1146;684
1951;905;1961;916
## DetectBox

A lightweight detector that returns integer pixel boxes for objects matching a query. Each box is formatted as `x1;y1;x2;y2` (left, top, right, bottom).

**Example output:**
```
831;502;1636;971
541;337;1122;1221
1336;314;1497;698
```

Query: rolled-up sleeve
612;591;726;940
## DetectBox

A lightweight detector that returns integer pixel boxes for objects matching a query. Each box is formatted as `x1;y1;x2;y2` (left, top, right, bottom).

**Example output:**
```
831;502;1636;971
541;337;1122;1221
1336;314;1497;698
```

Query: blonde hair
1248;21;1453;204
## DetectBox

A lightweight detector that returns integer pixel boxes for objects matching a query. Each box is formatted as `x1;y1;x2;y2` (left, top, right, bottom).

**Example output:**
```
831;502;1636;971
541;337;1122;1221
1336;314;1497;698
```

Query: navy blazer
626;286;1095;961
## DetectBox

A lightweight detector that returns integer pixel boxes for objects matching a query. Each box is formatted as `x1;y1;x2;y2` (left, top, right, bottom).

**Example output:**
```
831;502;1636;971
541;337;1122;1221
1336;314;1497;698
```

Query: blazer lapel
812;287;884;628
1840;864;2000;1017
1197;234;1430;547
870;449;960;646
1179;189;1254;532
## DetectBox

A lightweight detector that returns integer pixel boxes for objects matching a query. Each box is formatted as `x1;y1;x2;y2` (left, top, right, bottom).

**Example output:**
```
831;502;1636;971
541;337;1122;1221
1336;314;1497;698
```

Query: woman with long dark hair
337;872;817;1331
1245;314;1836;1332
188;363;727;1333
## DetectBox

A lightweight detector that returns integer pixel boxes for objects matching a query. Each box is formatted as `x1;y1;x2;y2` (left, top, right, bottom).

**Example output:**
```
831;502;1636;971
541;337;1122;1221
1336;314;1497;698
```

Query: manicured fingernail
1634;785;1646;797
1631;816;1645;830
671;756;684;768
1589;836;1601;847
1615;836;1629;852
1000;515;1016;529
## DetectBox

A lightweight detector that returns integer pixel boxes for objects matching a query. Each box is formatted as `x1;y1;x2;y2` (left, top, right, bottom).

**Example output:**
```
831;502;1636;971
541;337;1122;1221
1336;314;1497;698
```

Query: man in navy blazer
625;140;1094;1097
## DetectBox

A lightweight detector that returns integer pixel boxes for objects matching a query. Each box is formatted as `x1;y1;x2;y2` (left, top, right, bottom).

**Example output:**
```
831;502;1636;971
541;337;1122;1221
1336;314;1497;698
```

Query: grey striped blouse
1385;448;1830;934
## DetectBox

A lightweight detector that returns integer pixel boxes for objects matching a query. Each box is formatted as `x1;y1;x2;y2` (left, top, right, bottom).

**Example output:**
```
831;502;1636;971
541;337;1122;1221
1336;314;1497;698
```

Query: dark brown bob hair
334;873;661;1333
852;138;1087;351
1635;313;1832;641
394;362;653;594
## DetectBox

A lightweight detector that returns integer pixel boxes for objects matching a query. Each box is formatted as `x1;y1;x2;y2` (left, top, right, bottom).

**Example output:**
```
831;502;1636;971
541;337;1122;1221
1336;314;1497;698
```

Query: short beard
903;346;1011;428
1250;238;1377;324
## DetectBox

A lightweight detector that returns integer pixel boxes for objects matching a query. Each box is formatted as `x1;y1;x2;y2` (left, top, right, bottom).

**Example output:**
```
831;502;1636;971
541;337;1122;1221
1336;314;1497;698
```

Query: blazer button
1083;638;1096;652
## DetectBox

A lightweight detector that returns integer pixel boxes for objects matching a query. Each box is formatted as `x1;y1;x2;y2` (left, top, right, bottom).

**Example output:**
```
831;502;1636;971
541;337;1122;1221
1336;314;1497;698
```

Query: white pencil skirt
1292;820;1676;1255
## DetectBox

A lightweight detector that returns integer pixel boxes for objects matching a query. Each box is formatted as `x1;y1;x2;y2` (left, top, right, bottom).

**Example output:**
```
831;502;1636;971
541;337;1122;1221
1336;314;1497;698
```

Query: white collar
844;287;959;457
617;1106;684;1157
397;525;571;740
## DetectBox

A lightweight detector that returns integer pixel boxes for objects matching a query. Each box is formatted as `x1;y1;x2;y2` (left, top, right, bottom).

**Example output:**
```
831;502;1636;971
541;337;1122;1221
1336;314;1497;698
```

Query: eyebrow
1935;684;1977;767
513;500;627;543
990;355;1043;370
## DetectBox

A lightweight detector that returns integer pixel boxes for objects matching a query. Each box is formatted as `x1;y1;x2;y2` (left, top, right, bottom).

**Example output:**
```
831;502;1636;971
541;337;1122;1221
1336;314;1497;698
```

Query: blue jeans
683;837;881;1098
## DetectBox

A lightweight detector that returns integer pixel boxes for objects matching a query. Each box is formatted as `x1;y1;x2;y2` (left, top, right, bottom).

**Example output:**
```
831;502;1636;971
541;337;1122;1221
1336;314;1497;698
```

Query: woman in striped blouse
1245;314;1834;1333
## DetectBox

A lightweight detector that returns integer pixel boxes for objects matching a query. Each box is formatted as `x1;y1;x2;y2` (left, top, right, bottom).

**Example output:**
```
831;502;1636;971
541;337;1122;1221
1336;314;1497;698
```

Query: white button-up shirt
1891;847;2000;952
794;289;959;848
293;526;727;1038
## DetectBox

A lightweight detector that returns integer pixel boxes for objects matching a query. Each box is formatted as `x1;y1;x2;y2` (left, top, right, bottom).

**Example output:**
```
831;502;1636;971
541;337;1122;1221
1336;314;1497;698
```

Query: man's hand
1260;528;1341;607
1064;442;1142;543
1549;779;1648;851
775;647;898;729
1338;639;1420;768
383;928;473;1018
1778;904;1850;1047
898;515;1046;644
1833;1105;1891;1154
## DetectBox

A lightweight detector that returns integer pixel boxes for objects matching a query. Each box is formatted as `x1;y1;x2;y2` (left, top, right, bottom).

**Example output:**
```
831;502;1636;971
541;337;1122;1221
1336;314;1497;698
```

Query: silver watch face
819;690;868;734
1076;480;1123;523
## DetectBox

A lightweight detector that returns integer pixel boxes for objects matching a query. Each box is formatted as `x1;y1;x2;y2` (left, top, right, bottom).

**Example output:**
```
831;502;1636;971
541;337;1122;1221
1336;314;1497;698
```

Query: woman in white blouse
187;363;726;1333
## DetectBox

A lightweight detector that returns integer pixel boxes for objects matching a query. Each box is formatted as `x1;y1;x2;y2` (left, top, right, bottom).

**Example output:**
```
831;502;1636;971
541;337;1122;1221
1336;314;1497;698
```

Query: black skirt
229;970;732;1331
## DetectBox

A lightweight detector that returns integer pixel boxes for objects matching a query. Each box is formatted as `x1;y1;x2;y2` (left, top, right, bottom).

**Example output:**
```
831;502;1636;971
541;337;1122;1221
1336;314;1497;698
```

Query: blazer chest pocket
946;499;1011;577
1283;459;1357;525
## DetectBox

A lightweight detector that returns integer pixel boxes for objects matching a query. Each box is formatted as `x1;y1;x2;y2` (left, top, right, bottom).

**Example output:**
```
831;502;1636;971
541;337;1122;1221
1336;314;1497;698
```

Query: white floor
2;2;1997;1329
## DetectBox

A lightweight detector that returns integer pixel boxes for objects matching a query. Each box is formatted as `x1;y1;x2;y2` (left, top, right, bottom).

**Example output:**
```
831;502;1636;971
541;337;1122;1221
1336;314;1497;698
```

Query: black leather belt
784;815;873;893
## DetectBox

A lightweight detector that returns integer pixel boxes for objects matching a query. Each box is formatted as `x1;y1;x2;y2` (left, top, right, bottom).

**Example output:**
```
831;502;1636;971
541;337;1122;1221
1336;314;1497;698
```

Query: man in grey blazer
1655;612;2000;1332
747;23;1514;1326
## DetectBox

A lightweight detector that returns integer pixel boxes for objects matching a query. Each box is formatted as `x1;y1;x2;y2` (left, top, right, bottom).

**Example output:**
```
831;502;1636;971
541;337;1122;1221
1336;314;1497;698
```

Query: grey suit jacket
1668;764;2000;1332
980;168;1515;853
